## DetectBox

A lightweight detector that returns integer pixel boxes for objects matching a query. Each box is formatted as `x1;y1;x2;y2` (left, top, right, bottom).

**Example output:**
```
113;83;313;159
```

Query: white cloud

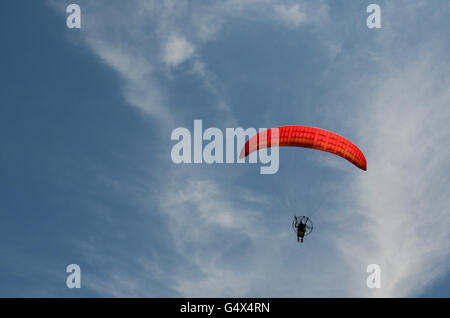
85;38;170;121
161;33;196;67
274;4;307;28
336;51;450;297
155;172;353;297
49;0;327;125
157;176;263;296
46;0;450;298
160;177;263;245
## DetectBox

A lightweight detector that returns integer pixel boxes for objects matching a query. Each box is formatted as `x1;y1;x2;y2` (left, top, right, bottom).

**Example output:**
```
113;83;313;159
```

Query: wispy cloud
274;4;307;28
45;0;450;298
49;0;327;126
46;1;331;297
337;50;450;297
161;33;196;67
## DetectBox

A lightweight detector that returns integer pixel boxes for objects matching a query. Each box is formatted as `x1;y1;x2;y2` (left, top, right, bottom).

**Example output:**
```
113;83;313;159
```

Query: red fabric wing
239;125;367;171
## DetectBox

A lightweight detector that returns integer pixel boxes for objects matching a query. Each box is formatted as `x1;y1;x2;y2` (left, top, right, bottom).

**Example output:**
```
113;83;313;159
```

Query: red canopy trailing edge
239;125;367;171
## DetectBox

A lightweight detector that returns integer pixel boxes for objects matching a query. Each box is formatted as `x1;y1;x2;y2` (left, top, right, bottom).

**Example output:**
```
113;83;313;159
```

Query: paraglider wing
239;125;367;171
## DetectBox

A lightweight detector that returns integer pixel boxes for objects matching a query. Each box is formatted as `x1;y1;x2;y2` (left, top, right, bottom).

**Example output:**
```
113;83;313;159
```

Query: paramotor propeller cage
292;216;313;237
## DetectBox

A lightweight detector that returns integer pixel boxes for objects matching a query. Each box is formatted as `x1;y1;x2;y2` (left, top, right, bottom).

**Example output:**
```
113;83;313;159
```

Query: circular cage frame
292;216;313;237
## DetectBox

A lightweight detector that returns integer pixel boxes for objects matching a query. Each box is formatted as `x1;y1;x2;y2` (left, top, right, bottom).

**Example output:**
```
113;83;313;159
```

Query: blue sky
1;0;449;297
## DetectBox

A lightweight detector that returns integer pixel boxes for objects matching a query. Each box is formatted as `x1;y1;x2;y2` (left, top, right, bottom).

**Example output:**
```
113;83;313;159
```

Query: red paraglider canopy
239;125;367;171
